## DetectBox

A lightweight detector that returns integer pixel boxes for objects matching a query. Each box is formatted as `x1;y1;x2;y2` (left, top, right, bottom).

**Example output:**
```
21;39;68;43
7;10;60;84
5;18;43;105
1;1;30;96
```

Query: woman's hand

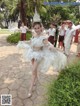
43;39;48;44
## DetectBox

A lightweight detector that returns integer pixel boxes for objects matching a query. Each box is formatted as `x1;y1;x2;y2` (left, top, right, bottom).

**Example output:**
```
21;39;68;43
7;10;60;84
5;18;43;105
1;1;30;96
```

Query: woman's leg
31;58;34;65
31;59;37;85
28;59;38;97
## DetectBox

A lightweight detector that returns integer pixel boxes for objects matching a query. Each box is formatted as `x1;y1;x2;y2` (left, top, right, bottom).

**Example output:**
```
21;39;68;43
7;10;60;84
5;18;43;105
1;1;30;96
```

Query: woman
17;22;67;98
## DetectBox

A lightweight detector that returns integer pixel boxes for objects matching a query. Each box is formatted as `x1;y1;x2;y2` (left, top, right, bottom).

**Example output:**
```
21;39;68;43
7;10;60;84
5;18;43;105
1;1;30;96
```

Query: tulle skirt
38;48;67;73
17;41;67;73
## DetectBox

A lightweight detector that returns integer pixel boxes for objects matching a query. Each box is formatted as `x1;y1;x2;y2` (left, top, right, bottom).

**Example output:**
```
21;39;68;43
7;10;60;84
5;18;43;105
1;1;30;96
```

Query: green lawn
0;29;13;34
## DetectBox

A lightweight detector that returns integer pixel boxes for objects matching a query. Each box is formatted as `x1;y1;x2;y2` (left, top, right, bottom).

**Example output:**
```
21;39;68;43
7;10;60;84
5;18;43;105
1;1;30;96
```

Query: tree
0;0;80;28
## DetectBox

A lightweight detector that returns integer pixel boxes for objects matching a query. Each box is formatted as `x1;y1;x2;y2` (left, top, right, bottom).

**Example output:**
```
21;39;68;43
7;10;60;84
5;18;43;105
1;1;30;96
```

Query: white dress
17;35;67;73
64;25;80;55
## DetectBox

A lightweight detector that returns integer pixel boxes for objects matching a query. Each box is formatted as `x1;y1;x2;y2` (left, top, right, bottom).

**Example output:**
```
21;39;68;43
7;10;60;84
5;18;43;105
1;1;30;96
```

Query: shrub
47;61;80;106
7;31;32;43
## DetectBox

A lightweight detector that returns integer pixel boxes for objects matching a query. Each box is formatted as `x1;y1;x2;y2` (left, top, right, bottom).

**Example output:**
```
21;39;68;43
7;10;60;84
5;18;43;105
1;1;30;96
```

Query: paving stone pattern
0;34;78;106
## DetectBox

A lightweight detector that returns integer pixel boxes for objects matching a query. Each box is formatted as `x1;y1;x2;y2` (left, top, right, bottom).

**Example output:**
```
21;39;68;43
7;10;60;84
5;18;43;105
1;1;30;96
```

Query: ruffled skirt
39;48;67;73
17;41;67;73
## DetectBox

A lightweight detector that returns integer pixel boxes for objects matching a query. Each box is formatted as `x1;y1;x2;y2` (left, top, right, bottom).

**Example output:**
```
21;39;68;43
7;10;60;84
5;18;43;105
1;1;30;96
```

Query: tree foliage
0;0;80;28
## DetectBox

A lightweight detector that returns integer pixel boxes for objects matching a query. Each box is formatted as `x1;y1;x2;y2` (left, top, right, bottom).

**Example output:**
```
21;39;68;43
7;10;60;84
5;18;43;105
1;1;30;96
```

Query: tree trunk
19;0;26;25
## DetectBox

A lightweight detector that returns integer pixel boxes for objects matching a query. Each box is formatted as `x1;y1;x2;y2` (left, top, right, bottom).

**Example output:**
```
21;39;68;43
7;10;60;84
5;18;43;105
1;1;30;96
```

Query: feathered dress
17;35;67;73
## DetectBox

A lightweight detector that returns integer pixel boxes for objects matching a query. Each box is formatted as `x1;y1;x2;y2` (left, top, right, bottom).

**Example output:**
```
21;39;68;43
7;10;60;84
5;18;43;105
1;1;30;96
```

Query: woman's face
34;24;42;35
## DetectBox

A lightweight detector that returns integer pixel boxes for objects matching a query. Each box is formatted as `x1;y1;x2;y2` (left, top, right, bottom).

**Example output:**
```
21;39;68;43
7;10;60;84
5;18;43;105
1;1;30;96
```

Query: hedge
7;31;32;43
47;61;80;106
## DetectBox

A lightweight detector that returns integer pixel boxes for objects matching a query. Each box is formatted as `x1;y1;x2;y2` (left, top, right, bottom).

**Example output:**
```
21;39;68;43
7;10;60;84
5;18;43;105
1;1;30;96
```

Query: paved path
0;34;78;106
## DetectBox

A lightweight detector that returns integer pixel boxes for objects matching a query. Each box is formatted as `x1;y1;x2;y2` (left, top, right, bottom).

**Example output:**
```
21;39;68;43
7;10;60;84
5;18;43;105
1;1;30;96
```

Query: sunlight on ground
0;46;18;58
4;78;16;84
46;67;59;76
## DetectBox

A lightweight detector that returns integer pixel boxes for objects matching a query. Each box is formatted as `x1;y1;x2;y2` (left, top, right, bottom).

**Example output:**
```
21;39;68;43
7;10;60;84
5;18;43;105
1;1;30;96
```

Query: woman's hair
33;22;42;27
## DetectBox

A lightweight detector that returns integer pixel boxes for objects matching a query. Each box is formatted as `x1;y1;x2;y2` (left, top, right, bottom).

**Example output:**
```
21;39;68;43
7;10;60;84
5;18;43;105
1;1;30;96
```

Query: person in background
64;21;80;57
64;21;75;57
20;22;29;41
58;22;66;49
47;23;56;45
74;22;80;43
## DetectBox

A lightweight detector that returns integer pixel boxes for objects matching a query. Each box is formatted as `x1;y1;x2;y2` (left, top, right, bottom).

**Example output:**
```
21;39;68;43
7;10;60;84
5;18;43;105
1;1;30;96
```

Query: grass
0;29;13;34
7;31;32;43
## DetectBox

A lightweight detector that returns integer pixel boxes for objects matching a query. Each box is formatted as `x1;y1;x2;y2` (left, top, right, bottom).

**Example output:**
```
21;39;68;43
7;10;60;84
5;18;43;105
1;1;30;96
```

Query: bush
47;61;80;106
7;31;32;43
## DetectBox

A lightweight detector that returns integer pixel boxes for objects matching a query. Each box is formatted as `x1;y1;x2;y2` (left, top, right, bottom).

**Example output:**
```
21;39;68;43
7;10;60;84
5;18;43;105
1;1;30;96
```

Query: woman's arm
43;39;54;50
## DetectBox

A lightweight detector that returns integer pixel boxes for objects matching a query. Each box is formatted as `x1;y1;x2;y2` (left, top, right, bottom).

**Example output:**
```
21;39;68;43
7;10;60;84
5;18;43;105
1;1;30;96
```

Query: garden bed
7;31;32;43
